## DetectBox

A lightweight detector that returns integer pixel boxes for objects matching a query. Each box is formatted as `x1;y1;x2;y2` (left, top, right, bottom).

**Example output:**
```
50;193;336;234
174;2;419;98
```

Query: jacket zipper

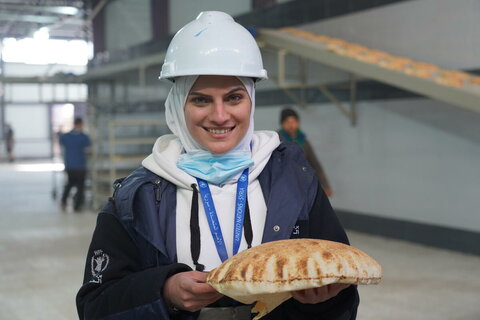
151;179;162;202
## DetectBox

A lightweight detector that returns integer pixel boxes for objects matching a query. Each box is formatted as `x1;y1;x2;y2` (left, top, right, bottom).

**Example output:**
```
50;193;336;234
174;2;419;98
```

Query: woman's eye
227;94;243;102
191;96;208;104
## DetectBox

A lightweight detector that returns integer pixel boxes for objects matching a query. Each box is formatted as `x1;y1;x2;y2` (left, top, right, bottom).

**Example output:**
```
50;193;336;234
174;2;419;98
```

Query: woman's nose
209;100;229;124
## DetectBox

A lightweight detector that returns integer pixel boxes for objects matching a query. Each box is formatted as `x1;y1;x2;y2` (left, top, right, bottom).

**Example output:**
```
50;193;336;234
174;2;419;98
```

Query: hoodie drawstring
244;198;253;249
189;183;253;271
190;184;205;272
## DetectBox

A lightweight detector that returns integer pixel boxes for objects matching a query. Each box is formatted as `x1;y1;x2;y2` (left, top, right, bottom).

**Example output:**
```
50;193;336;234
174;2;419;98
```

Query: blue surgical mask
177;150;253;185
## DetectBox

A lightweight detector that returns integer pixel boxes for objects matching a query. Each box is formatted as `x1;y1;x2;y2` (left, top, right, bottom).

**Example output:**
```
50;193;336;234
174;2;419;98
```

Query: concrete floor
1;161;479;320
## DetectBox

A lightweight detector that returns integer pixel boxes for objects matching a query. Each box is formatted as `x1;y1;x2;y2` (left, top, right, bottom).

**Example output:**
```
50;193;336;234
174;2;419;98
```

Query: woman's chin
205;143;235;155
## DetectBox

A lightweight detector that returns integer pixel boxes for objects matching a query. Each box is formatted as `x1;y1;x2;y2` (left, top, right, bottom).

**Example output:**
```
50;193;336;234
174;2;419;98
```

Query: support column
0;43;6;158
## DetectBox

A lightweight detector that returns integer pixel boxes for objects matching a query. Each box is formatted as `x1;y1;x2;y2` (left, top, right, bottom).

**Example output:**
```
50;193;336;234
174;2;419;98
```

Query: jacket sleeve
76;203;192;320
265;183;359;320
303;140;331;191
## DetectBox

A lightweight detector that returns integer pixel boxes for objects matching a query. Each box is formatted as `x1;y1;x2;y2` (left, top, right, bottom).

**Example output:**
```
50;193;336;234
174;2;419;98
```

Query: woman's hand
163;271;223;312
291;283;349;304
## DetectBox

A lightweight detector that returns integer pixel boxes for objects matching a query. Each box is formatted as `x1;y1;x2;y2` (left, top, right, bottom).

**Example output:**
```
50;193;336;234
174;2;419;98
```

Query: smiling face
184;75;252;154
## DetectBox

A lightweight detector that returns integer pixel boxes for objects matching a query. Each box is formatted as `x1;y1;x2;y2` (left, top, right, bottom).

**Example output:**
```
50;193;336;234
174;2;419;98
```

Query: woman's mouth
205;126;235;135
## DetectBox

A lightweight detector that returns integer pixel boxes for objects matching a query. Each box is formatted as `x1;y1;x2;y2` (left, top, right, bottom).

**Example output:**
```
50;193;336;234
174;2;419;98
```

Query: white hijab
165;76;256;155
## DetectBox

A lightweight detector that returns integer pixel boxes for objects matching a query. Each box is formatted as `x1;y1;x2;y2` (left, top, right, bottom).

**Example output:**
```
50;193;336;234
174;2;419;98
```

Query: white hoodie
142;131;280;271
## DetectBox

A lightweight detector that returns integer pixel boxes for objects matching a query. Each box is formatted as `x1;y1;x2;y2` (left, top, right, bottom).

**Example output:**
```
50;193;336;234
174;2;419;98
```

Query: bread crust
206;239;382;319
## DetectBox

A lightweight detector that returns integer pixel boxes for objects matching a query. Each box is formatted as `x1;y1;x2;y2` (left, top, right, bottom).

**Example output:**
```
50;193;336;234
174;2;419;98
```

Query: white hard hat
160;11;268;81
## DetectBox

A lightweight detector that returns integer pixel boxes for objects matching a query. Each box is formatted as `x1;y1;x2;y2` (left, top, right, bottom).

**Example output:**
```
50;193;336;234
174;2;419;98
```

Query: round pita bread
207;238;381;319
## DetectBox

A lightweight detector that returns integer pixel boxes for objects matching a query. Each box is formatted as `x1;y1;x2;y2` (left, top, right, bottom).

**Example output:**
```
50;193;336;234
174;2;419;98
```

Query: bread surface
206;239;382;319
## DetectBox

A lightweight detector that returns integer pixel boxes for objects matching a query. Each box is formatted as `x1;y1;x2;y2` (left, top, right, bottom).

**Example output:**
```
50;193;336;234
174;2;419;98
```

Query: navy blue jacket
76;142;359;320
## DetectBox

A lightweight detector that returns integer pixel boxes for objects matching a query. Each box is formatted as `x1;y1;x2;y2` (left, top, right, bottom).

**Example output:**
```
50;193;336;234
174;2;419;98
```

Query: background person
76;11;358;320
59;117;91;212
5;124;14;162
278;108;333;197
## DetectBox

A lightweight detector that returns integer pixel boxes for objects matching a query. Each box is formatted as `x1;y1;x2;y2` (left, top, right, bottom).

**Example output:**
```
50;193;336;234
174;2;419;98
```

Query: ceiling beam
0;13;58;24
0;0;83;7
0;4;82;15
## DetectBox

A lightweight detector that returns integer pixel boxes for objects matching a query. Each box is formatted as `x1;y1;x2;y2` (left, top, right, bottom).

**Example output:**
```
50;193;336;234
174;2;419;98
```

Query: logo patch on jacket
90;249;109;284
292;225;300;235
290;220;308;238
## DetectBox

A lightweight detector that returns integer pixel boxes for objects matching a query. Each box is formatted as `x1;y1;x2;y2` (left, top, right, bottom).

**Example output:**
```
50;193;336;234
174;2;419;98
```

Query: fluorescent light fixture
54;6;79;15
0;13;57;23
2;37;91;65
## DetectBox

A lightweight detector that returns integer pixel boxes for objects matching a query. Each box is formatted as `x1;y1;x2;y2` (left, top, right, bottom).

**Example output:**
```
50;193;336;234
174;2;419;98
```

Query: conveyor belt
257;28;480;113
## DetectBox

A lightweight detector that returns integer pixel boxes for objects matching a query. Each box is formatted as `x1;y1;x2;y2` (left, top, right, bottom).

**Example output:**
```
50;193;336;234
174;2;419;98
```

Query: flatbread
207;239;382;319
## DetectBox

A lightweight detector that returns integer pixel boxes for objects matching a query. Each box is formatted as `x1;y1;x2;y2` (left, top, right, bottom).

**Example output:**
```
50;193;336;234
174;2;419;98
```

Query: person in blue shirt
60;117;91;212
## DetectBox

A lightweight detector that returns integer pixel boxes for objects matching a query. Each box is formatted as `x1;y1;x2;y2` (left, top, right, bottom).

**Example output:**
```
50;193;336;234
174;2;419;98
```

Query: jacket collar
113;168;175;260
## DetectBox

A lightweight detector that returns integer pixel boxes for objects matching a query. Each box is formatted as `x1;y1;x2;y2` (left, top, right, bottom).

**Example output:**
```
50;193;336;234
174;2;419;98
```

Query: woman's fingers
292;287;327;304
189;280;218;294
327;283;349;297
180;272;222;299
166;273;349;311
187;270;209;282
163;271;223;312
291;284;350;304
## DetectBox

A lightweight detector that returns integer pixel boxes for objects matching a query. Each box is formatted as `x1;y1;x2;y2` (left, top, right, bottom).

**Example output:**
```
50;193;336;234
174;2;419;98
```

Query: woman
77;11;358;320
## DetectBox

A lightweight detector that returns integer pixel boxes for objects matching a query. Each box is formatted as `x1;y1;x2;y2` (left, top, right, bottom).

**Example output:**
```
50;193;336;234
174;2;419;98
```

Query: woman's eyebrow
189;87;246;97
189;91;209;97
227;87;246;94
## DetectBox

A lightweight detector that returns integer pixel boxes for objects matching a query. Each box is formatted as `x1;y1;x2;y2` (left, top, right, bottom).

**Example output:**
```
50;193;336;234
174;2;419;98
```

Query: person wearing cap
278;108;333;197
76;11;358;320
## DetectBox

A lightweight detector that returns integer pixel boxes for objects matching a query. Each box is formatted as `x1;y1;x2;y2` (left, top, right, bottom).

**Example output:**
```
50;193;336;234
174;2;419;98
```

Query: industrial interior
0;0;479;319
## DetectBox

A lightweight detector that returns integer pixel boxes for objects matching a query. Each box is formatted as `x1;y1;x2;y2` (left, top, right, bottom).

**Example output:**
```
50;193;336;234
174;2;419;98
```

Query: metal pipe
88;0;109;23
318;85;352;120
299;57;308;108
350;73;357;126
277;49;288;88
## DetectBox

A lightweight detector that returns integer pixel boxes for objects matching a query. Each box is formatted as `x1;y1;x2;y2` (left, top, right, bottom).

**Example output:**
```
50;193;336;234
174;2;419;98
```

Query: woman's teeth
207;128;233;134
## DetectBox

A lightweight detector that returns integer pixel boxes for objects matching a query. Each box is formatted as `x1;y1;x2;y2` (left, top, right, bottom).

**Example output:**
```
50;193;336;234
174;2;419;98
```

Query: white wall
254;100;480;233
5;104;51;158
299;0;480;70
169;0;251;33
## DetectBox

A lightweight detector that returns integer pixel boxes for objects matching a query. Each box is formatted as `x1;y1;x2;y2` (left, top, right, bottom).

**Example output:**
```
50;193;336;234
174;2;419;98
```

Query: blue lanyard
195;168;249;262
